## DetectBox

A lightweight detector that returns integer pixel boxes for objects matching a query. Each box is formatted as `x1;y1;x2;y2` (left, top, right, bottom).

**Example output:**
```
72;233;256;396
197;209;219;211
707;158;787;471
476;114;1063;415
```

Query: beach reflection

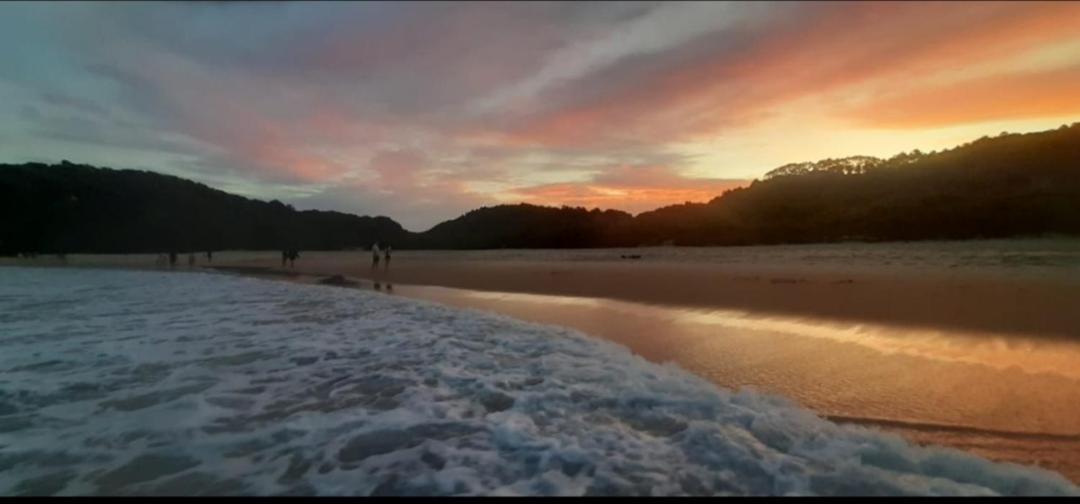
460;289;1080;381
395;284;1080;481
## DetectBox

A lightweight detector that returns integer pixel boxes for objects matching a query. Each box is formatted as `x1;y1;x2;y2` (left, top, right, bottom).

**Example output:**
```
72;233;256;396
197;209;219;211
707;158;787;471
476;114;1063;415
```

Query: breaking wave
0;267;1075;496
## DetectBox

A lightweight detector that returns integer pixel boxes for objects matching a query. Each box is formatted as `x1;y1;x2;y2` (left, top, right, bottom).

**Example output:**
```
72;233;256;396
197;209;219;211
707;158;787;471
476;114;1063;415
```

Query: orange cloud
493;2;1080;149
844;65;1080;128
509;165;747;214
512;183;743;215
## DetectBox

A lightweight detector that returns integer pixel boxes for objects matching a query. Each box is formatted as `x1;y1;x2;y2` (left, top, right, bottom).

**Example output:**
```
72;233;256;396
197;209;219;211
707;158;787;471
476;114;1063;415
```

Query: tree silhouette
3;122;1079;254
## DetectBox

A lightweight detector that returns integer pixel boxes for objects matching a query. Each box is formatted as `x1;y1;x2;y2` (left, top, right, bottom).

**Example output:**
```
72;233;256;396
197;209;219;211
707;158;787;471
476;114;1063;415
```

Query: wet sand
361;257;1080;341
19;249;1077;340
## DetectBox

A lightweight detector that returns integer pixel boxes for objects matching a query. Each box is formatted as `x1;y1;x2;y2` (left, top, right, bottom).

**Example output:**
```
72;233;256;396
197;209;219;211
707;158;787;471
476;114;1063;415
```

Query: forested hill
633;123;1080;245
0;162;409;254
3;123;1079;254
410;204;636;249
407;123;1080;247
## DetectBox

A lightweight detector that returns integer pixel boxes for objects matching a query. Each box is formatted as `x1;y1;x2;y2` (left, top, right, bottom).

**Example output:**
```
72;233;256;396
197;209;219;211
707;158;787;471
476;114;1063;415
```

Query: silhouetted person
169;251;178;268
383;245;391;270
371;243;381;269
288;250;299;268
206;250;213;263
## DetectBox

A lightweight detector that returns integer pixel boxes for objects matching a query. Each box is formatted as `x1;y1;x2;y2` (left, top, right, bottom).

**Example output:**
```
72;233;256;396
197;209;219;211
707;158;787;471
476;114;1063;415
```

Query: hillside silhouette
3;123;1079;254
634;123;1080;245
0;162;409;255
411;204;636;249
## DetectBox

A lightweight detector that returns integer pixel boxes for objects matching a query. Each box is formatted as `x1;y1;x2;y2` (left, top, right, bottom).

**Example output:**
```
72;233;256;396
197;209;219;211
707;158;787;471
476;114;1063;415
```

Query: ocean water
0;266;1076;496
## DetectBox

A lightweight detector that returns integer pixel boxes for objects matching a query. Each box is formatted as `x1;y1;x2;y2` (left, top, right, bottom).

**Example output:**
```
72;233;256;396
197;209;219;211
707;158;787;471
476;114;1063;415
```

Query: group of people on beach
372;243;393;292
14;252;67;263
155;250;214;268
371;242;392;270
149;244;390;277
281;249;300;268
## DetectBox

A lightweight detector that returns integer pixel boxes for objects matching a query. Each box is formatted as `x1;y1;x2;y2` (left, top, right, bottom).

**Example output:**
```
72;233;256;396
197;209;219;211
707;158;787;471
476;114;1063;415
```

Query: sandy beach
357;255;1080;341
5;245;1080;481
13;247;1079;340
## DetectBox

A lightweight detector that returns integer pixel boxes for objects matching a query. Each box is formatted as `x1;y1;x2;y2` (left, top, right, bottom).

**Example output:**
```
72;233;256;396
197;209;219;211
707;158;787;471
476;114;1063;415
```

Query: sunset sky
3;1;1080;231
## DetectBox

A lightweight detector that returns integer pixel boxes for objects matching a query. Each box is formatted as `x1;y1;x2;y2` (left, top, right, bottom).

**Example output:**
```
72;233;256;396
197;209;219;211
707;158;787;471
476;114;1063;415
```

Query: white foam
0;266;1075;496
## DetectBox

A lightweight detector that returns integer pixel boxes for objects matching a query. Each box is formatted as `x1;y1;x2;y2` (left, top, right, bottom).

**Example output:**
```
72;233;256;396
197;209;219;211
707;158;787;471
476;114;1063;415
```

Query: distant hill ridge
3;123;1079;253
0;162;409;254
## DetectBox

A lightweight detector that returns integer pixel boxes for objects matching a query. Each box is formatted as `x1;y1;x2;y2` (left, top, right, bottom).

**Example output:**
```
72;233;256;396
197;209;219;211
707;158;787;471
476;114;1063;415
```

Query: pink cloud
368;149;426;192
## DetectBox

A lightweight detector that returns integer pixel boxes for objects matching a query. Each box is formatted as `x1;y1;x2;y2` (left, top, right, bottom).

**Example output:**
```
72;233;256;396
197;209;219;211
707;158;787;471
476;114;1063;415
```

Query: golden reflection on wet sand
461;289;1080;382
394;285;1080;482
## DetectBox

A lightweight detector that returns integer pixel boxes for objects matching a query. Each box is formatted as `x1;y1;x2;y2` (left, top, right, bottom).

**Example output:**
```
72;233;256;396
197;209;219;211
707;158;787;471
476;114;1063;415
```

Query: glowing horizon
2;1;1079;231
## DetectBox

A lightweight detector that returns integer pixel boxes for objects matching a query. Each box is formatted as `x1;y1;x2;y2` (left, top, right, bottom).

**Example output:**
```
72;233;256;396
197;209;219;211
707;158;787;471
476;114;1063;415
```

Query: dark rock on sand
318;275;359;287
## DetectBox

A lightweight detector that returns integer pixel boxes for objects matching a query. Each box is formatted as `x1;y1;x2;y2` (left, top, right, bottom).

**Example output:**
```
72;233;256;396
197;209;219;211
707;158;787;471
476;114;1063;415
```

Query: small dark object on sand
620;254;643;260
318;275;358;287
770;278;806;284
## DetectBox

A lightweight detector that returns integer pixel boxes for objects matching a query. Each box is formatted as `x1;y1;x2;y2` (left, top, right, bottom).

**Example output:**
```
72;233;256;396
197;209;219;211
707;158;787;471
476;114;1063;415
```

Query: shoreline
216;264;1080;483
5;265;1076;496
9;249;1079;341
8;262;1080;483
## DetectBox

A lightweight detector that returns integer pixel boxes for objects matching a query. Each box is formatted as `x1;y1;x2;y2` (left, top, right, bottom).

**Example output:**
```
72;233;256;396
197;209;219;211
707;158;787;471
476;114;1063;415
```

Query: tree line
3;123;1078;255
0;162;408;255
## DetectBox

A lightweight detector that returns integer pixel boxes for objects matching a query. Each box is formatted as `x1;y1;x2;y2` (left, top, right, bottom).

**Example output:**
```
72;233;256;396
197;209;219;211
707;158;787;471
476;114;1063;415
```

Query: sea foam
0;266;1075;496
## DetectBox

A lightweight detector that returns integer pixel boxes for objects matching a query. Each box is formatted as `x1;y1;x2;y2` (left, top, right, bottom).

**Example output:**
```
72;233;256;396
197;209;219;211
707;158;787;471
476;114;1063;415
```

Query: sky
2;1;1080;231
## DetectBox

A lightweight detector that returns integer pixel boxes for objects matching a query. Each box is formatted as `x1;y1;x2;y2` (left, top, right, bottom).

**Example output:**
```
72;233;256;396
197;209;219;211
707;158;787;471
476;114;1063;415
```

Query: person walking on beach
383;245;392;270
206;250;213;263
288;249;299;268
169;251;178;268
371;243;381;269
